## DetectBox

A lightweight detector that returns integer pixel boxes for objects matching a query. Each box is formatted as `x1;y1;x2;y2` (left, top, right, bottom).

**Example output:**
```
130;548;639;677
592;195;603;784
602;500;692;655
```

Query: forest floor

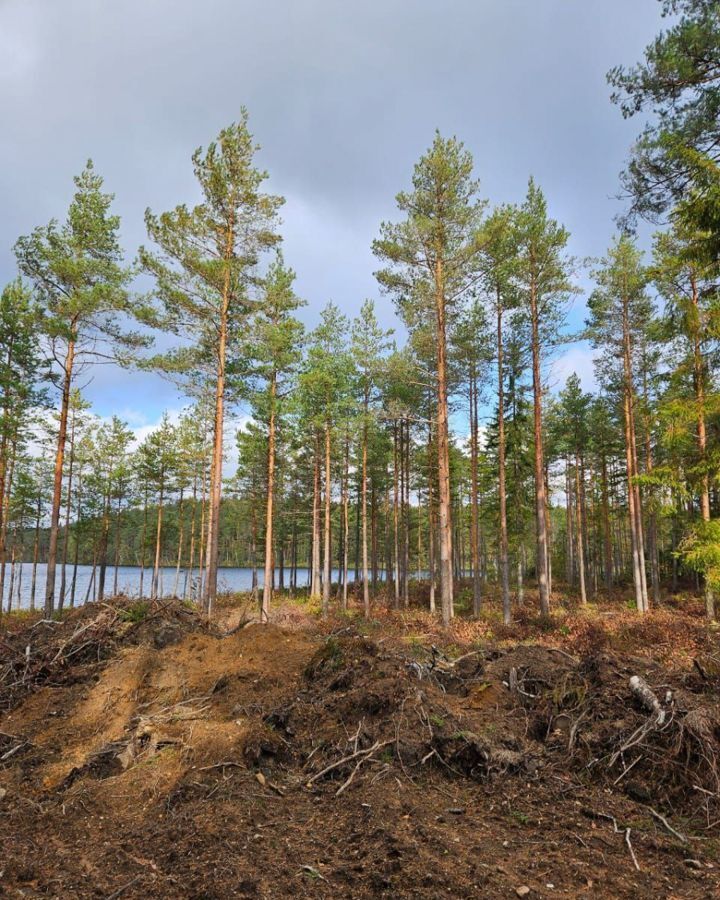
1;586;720;898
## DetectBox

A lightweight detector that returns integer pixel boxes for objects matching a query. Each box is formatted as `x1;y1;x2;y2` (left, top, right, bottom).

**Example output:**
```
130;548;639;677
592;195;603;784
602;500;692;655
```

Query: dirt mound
1;604;719;897
257;633;720;815
0;596;210;713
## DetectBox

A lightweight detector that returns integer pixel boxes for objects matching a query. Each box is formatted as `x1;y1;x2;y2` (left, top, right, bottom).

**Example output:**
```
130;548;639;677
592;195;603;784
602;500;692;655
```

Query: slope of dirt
1;596;719;898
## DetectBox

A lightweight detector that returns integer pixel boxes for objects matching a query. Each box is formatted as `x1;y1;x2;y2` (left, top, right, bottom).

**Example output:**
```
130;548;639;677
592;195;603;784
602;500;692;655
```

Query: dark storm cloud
0;0;662;416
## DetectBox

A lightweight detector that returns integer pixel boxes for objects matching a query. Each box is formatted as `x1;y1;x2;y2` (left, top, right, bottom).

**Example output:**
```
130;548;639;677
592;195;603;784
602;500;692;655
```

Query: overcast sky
0;0;663;438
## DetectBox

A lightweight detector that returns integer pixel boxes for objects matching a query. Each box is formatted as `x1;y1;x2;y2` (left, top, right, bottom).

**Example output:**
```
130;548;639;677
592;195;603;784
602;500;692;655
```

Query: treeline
0;0;718;622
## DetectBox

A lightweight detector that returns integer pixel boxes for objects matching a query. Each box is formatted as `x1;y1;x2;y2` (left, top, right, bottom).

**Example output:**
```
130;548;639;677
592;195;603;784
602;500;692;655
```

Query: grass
118;600;150;623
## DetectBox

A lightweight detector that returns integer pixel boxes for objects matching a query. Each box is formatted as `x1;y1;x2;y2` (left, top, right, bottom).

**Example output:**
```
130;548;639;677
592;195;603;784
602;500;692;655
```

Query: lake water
1;562;378;611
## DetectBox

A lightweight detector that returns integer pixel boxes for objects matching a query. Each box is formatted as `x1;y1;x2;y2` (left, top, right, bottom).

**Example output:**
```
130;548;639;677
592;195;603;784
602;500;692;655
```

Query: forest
2;1;720;897
1;5;719;627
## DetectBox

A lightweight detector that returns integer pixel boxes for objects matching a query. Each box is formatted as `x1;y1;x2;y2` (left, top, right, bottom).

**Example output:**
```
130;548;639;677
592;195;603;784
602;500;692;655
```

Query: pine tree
652;219;720;617
452;297;491;614
351;300;393;616
588;235;655;612
299;303;353;616
248;254;305;621
515;179;573;616
608;0;720;230
479;205;519;623
141;111;283;612
15;163;140;615
374;132;486;624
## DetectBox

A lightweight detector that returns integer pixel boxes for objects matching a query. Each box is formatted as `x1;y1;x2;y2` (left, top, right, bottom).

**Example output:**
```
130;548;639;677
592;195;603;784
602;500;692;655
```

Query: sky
0;0;664;447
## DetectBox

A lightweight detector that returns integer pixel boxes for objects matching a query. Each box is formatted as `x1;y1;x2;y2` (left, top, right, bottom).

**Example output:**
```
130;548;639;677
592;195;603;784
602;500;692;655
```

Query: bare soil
1;591;719;898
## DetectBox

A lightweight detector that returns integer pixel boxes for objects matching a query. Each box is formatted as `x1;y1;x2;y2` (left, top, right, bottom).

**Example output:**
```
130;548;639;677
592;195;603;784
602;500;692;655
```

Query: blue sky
0;0;664;440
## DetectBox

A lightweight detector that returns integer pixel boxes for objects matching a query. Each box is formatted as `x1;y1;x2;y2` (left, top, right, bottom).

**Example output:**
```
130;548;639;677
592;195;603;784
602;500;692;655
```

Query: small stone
0;787;7;801
516;887;531;898
255;772;266;786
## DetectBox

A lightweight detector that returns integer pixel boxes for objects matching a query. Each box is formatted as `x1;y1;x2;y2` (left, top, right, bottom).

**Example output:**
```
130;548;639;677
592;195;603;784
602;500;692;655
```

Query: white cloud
549;343;599;393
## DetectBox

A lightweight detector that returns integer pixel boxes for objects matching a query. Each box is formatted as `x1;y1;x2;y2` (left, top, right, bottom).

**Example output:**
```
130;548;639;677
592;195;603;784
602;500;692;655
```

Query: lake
1;562;371;611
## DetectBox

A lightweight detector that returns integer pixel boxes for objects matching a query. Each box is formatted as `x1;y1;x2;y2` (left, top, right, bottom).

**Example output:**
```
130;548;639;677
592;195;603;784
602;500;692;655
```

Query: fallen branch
307;740;392;786
625;828;640;871
646;806;687;843
629;675;665;725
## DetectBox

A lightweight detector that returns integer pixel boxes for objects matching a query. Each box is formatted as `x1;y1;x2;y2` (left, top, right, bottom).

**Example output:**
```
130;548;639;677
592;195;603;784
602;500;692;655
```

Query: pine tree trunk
371;484;378;591
97;492;111;601
112;497;122;596
262;376;277;622
496;296;511;624
139;489;148;599
30;493;41;612
434;258;454;624
204;221;234;614
427;421;437;614
70;471;82;608
529;279;550;615
0;442;17;611
173;488;185;598
575;456;587;605
566;458;575;585
361;393;370;615
600;451;613;591
392;422;400;609
152;480;164;600
311;434;321;599
184;475;198;601
59;411;77;610
692;274;714;619
469;369;481;615
322;421;332;616
45;338;76;615
402;418;410;608
342;429;349;610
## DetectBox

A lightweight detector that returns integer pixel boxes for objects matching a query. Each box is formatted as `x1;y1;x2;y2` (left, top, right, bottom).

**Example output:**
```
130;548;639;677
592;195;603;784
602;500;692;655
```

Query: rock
0;787;7;801
255;772;266;786
516;886;531;897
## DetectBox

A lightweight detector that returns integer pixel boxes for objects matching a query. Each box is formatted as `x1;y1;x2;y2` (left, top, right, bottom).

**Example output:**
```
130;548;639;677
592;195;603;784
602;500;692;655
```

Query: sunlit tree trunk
575;456;587;605
152;477;165;600
342;429;349;610
691;273;714;619
30;487;42;612
204;219;234;614
59;409;77;610
469;369;481;615
45;336;76;615
311;433;322;600
322;421;332;616
529;278;550;615
262;375;277;622
0;441;18;611
496;296;511;624
392;422;400;609
112;494;122;595
361;389;370;615
434;258;454;624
